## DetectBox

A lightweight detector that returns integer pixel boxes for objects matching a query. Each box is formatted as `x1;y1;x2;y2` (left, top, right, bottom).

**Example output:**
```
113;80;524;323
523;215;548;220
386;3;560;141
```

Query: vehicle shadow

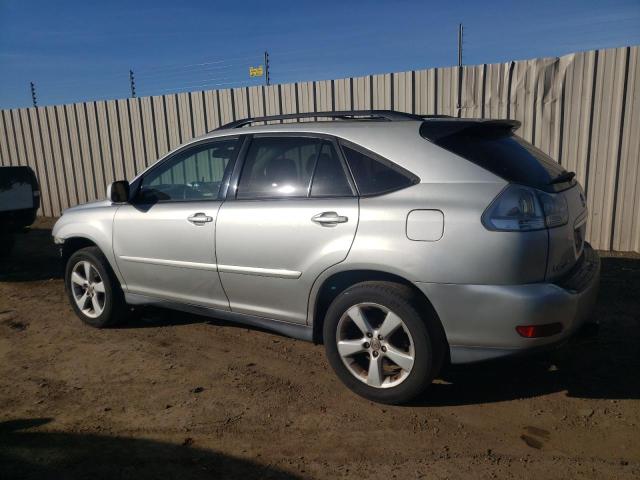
3;221;639;404
0;418;302;480
0;225;62;281
126;306;285;338
413;255;640;406
128;256;640;404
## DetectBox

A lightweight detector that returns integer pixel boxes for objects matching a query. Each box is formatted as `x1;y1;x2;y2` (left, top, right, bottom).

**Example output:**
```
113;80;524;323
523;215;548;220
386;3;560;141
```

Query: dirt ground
0;218;639;479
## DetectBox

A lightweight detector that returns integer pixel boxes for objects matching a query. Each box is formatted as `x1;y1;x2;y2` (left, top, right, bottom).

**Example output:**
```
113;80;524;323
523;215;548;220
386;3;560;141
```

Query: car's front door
215;134;359;324
113;137;240;309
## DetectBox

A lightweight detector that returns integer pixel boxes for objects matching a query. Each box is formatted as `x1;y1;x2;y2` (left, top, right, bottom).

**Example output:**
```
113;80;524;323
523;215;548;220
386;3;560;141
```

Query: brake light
516;323;563;338
482;185;569;232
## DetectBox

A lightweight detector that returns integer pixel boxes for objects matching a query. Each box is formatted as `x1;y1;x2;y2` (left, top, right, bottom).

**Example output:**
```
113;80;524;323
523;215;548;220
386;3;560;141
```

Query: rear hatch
420;119;586;280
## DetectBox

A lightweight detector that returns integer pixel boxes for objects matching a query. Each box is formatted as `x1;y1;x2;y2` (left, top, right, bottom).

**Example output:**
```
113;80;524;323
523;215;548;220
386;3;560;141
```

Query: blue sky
1;0;639;108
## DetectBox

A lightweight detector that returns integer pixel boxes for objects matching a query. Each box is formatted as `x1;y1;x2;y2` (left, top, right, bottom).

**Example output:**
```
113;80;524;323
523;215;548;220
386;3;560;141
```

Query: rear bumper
415;244;600;364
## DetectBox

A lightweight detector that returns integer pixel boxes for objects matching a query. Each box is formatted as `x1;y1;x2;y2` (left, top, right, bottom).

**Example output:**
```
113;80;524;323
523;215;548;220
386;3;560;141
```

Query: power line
135;53;264;74
140;79;262;96
135;63;238;80
137;73;252;89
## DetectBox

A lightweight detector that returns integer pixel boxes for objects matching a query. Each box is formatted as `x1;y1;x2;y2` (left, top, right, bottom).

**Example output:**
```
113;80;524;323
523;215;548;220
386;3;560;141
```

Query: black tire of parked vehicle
323;281;445;404
64;246;129;328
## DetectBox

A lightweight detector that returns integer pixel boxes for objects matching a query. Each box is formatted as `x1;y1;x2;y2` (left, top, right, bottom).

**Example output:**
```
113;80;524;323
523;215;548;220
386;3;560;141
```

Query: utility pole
457;23;463;67
457;23;464;116
30;82;37;107
264;50;270;86
129;69;136;98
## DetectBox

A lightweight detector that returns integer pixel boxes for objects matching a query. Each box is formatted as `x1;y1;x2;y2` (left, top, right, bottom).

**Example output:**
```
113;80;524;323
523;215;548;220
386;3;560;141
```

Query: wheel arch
61;236;125;288
61;236;99;265
310;269;448;355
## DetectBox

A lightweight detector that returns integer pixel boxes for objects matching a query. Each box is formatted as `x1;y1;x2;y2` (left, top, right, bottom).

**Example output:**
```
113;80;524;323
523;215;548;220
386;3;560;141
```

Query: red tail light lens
516;323;563;338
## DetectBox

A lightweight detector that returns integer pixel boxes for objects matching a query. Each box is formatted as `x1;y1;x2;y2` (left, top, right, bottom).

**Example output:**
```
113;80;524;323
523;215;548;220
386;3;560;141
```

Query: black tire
323;281;445;404
64;246;129;328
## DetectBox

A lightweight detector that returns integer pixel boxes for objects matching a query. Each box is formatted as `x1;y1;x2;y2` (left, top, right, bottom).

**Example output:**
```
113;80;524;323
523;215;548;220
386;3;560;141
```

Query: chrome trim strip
118;256;301;279
119;256;218;271
217;264;301;279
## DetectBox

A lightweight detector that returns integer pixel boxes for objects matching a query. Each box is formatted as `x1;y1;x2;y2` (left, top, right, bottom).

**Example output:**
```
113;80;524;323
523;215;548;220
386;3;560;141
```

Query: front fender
52;206;124;286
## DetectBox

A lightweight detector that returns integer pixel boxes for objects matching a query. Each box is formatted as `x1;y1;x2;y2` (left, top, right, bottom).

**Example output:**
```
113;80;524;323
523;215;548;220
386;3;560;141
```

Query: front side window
137;139;238;202
237;137;321;199
341;144;416;196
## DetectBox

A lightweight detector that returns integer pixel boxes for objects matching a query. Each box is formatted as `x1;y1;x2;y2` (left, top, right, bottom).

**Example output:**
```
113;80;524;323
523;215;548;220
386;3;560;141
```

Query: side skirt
125;293;313;342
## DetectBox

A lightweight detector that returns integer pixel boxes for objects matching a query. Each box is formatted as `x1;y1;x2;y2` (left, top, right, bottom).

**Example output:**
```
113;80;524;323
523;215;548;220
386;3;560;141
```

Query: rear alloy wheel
324;281;444;404
336;303;415;388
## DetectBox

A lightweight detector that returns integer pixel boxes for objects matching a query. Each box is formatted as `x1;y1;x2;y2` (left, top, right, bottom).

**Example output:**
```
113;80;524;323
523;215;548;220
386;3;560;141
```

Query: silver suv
53;110;600;404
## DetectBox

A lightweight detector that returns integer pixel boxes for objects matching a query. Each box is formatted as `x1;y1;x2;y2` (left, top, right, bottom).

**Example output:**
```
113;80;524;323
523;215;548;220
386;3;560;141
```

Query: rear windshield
420;122;573;193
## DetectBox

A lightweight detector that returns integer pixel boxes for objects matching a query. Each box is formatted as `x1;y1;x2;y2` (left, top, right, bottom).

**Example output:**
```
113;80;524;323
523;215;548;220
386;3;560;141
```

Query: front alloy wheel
70;260;106;318
65;246;128;328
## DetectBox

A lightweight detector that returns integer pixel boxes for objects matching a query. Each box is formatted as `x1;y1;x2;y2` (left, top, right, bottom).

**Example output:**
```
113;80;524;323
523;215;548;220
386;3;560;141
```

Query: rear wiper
550;171;576;185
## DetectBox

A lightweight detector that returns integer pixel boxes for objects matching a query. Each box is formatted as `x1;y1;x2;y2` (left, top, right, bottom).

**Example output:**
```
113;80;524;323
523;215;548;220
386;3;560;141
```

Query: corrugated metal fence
0;46;638;252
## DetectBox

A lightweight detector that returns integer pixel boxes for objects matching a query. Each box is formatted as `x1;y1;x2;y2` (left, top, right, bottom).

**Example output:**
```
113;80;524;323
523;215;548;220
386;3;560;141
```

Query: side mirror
107;180;130;203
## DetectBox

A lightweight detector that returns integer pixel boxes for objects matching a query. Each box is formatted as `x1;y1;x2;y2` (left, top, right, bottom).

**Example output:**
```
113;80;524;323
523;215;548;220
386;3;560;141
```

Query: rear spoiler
420;119;521;143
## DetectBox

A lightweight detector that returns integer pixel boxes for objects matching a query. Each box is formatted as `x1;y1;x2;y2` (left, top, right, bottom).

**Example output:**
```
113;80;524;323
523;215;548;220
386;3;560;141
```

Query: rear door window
341;144;417;196
310;142;353;197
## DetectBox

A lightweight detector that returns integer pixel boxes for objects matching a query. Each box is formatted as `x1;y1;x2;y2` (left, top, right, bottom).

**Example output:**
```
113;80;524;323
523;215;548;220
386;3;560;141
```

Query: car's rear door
113;137;240;309
215;134;359;324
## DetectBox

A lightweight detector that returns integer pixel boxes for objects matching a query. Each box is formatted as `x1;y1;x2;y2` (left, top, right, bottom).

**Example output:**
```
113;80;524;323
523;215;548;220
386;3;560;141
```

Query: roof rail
214;110;448;130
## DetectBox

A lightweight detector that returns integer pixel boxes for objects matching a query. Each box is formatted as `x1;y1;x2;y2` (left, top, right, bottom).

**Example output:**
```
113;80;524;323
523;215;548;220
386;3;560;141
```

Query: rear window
420;121;573;193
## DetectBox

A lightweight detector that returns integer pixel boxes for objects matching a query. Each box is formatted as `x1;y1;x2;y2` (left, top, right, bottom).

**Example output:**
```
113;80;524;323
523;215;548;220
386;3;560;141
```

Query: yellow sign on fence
249;65;264;77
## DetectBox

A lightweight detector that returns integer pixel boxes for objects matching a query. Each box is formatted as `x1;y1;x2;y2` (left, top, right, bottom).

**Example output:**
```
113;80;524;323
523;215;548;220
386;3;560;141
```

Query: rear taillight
538;191;569;227
482;185;569;232
516;323;563;338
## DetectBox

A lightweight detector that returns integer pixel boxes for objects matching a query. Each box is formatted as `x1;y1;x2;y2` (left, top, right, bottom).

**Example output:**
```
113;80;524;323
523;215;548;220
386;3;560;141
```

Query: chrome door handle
311;211;348;226
187;212;213;225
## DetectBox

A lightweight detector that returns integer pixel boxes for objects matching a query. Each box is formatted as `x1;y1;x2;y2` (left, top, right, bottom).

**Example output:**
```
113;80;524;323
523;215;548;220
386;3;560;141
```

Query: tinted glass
310;142;352;197
138;139;237;202
421;122;571;193
237;137;320;199
342;145;414;196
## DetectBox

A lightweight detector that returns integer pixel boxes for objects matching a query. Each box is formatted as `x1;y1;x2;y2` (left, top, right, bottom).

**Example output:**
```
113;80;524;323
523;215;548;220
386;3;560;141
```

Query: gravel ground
1;218;639;479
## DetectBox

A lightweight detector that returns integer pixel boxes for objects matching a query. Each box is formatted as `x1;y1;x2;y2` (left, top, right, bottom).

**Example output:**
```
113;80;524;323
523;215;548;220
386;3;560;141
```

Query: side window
310;142;353;197
138;139;238;202
237;137;320;199
341;144;416;196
